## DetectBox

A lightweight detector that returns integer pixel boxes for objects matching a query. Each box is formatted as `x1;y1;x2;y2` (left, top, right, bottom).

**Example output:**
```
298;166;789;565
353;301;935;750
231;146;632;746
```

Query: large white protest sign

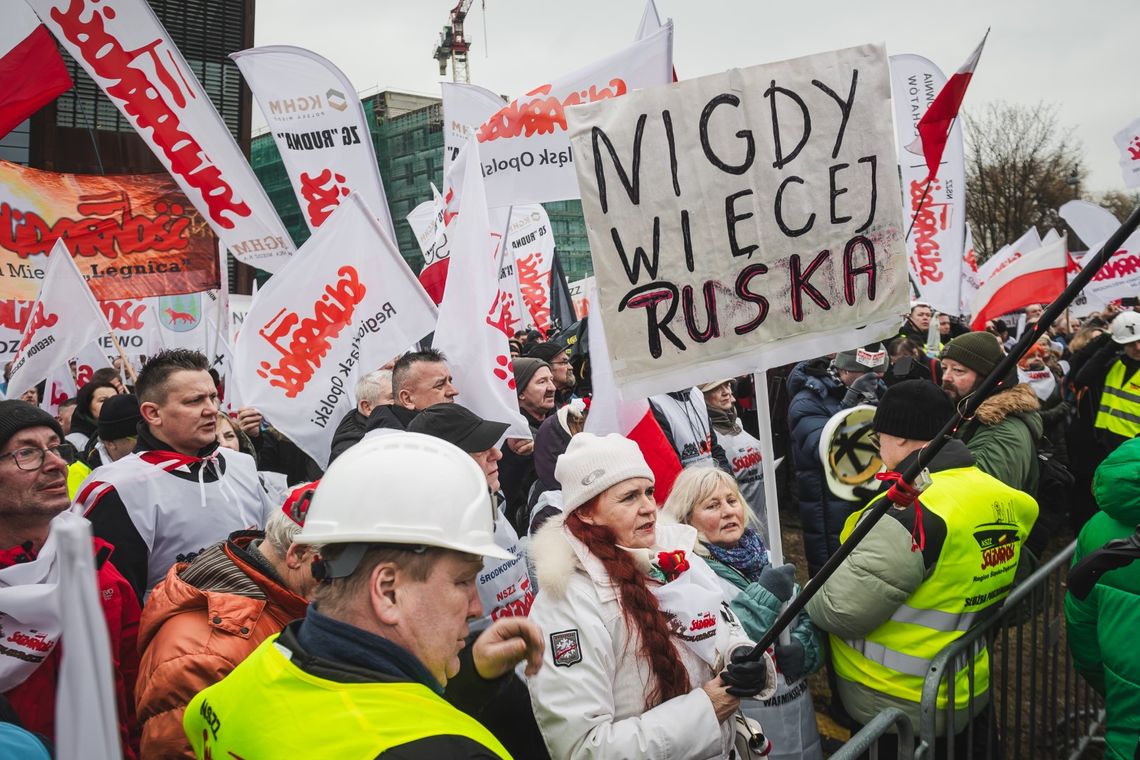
236;194;437;468
232;46;395;238
472;25;672;208
8;240;112;397
890;54;966;315
434;142;533;438
28;0;294;272
566;44;907;398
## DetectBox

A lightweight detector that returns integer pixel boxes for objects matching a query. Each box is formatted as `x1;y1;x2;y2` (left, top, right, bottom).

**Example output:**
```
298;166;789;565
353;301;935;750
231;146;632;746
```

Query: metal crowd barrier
831;707;915;760
913;541;1105;759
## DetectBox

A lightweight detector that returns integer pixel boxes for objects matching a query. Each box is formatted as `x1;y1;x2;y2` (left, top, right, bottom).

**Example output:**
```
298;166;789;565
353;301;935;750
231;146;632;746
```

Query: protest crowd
1;2;1140;759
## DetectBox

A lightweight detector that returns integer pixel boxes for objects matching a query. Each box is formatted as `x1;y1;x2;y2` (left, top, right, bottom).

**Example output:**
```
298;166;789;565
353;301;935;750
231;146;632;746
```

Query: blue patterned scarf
705;528;770;582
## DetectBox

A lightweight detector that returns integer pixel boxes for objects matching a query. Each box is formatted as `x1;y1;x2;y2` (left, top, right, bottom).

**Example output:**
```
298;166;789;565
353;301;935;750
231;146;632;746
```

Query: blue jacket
786;359;856;576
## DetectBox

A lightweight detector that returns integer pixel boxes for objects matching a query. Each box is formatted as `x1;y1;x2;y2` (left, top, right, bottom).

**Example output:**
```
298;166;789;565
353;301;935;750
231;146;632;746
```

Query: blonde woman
665;467;823;760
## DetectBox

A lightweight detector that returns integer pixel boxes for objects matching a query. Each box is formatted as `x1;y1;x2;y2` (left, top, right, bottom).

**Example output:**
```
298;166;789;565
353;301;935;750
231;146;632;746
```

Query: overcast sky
255;0;1137;196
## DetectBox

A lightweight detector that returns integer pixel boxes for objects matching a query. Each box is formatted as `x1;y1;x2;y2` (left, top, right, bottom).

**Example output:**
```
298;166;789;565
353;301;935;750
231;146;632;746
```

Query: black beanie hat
0;400;64;452
872;380;954;441
512;357;549;394
98;394;141;441
940;331;1004;377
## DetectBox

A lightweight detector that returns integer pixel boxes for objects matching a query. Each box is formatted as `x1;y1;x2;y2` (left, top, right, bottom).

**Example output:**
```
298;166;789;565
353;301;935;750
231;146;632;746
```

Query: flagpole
107;331;138;385
739;202;1140;661
753;369;792;647
903;111;961;243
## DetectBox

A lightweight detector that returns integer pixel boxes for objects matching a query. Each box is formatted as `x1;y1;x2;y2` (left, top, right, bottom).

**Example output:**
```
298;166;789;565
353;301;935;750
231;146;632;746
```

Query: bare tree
964;102;1086;261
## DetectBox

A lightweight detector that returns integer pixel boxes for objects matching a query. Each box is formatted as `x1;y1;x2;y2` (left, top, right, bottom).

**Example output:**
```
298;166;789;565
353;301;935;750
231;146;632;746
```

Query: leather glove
841;372;881;408
774;640;806;683
755;563;796;603
721;648;772;698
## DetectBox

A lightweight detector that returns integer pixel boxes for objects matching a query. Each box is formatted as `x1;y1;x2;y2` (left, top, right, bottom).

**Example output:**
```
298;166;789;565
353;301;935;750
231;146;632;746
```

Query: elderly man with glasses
0;400;141;757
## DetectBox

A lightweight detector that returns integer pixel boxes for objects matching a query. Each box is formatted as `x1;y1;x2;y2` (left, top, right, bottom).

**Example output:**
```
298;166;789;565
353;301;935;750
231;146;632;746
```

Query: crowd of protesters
0;299;1137;759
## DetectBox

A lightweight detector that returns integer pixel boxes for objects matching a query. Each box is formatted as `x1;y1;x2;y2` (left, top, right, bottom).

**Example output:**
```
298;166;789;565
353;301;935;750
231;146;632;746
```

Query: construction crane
433;0;476;83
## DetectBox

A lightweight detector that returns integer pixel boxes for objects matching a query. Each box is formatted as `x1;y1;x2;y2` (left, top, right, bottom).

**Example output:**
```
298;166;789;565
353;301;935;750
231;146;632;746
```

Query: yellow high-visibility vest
1094;360;1140;439
184;634;511;759
830;466;1038;710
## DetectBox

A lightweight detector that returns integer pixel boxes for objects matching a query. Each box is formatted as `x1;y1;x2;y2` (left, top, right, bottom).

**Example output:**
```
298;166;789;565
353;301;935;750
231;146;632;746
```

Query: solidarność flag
0;4;72;138
906;30;989;181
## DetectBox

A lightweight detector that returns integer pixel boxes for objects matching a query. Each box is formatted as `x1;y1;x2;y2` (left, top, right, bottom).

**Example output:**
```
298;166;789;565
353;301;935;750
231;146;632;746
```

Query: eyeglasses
0;443;77;471
550;359;571;366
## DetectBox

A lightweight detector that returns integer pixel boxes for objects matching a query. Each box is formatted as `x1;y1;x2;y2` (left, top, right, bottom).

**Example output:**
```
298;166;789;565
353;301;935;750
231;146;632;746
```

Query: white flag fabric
40;361;77;416
75;342;113;387
407;183;454;304
54;514;122;760
469;25;673;208
28;0;294;272
1060;200;1123;249
7;240;110;398
508;205;556;333
232;46;395;239
236;194;437;468
960;226;982;316
1114;116;1140;189
441;82;506;183
434;142;532;439
634;0;666;41
890;54;967;314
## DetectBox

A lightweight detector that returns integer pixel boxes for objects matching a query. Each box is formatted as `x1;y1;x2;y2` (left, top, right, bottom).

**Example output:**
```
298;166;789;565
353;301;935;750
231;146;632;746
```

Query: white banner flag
232;46;395;238
889;54;966;315
28;0;294;272
75;342;113;387
7;240;111;398
236;194;437;468
1114;116;1140;189
508;205;556;333
442;83;507;183
960;225;981;316
469;24;672;208
407;183;453;304
567;44;907;398
40;361;77;416
434;142;533;438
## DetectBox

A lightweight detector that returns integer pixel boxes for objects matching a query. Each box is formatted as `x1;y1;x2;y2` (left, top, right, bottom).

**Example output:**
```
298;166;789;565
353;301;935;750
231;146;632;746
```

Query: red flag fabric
969;234;1067;331
906;31;988;181
0;14;72;139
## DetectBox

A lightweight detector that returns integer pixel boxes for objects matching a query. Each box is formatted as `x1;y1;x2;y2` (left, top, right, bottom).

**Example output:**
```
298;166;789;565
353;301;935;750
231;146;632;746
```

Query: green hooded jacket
1065;437;1140;760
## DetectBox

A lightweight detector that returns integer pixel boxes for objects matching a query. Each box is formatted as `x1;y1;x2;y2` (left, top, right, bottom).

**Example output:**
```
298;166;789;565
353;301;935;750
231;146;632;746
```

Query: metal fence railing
914;541;1105;759
831;707;915;760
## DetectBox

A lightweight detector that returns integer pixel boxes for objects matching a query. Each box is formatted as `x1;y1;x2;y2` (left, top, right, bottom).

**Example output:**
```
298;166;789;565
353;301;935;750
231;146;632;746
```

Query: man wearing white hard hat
183;432;544;759
1073;309;1140;455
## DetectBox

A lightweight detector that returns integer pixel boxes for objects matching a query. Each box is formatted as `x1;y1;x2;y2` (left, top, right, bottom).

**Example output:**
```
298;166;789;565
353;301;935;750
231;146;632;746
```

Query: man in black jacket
328;369;393;462
362;349;459;435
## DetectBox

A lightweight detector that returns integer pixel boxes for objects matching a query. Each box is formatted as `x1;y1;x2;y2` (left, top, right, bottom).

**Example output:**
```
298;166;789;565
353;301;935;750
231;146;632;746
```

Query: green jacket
1065;438;1140;760
698;549;822;677
958;383;1042;496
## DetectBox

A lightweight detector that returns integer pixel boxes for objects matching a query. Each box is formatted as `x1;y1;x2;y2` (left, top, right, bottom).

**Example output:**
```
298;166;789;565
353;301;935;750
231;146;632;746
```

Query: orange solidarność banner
0;159;220;301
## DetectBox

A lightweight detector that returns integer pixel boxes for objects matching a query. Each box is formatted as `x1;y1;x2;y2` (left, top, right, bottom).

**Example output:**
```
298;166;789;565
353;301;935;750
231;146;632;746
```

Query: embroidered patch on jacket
551;629;582;667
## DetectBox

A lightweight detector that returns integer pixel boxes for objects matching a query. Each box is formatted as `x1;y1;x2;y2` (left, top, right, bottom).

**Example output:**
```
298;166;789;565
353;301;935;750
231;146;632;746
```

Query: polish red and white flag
0;4;72;138
583;281;681;503
906;30;988;181
970;234;1067;331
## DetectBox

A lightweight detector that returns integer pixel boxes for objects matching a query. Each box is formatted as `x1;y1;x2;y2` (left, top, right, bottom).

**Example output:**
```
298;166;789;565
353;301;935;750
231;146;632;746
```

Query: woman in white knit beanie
526;433;775;759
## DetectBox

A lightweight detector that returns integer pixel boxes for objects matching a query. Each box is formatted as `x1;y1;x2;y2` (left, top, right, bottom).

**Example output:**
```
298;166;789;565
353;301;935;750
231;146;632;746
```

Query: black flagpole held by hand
738;202;1140;662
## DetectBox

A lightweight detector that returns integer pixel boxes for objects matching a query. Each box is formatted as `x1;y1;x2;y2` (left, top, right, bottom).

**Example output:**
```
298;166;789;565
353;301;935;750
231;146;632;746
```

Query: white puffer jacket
527;515;776;759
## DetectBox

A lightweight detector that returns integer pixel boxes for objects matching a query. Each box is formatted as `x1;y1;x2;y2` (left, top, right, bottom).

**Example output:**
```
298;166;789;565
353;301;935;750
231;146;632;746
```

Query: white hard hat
294;431;514;562
818;405;884;502
1110;311;1140;345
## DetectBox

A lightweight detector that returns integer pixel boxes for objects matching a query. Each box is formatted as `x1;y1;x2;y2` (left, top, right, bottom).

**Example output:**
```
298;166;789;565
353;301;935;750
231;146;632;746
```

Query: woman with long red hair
527;433;776;758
